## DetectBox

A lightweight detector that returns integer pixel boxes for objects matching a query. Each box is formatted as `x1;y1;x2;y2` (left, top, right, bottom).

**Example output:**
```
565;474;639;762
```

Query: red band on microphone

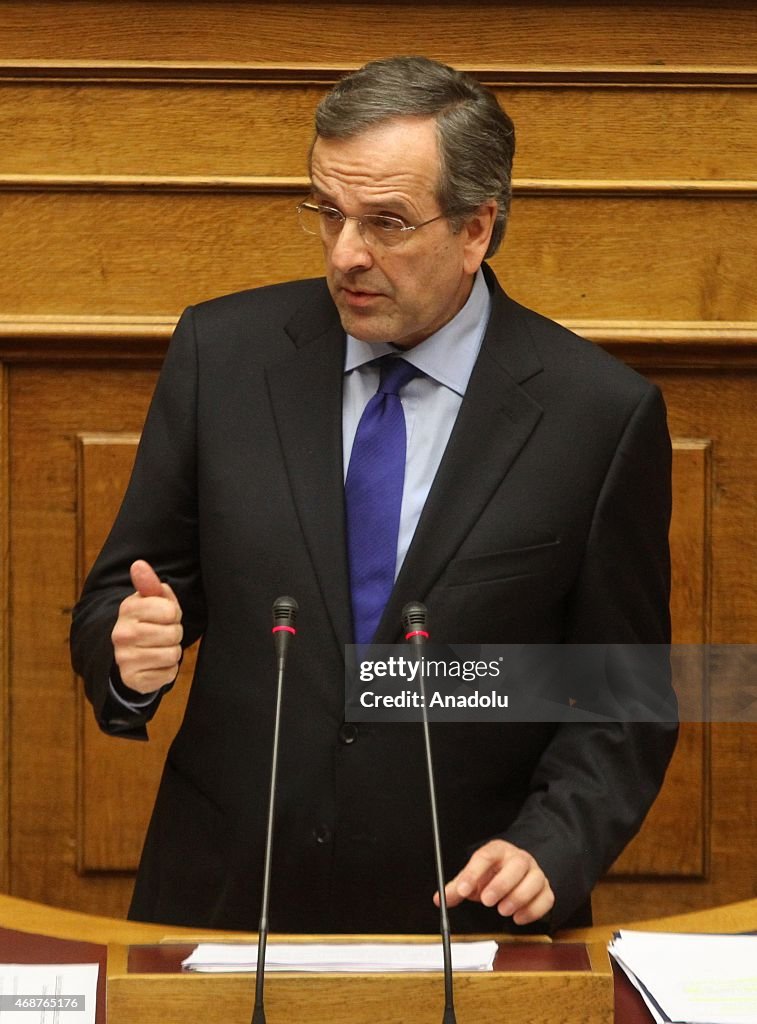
405;629;429;640
272;625;296;635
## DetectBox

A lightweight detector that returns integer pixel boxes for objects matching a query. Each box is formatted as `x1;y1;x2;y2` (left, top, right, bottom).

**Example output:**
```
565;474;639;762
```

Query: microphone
271;594;298;663
403;601;430;646
401;602;457;1024
252;596;298;1024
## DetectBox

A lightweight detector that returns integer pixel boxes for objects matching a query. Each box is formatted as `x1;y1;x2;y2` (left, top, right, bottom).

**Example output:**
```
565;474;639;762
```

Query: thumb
130;559;165;598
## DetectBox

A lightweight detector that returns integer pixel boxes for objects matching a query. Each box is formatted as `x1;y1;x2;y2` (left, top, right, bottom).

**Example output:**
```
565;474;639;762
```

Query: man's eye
320;207;343;223
368;216;406;233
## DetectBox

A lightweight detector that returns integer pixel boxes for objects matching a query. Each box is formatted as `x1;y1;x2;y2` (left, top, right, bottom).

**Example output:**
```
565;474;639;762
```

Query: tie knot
377;355;422;396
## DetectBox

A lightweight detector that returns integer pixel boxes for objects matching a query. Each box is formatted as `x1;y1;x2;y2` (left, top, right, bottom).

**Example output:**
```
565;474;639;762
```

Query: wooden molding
1;175;756;198
560;322;757;369
1;317;755;369
0;317;174;364
0;175;308;194
2;61;757;87
516;180;757;197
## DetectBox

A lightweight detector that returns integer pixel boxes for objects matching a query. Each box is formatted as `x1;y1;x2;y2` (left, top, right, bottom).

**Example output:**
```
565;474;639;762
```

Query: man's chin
336;306;394;345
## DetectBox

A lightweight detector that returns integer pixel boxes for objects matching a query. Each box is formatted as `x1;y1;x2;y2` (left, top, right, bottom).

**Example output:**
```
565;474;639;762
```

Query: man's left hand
435;839;554;926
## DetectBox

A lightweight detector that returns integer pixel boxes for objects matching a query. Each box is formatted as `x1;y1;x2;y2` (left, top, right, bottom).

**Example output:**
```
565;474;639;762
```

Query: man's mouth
341;287;384;307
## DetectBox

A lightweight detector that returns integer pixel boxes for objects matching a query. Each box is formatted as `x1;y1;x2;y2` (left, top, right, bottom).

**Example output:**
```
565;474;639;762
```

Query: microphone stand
252;596;298;1024
403;602;457;1024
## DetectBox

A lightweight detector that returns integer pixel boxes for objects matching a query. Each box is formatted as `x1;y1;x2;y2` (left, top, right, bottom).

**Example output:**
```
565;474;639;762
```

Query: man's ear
462;200;499;274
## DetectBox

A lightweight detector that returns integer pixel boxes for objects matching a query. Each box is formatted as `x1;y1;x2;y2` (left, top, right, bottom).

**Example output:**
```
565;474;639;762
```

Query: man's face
309;117;495;350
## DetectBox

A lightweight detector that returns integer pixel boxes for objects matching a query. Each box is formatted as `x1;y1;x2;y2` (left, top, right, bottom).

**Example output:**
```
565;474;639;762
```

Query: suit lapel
264;287;353;651
264;272;545;651
375;274;545;643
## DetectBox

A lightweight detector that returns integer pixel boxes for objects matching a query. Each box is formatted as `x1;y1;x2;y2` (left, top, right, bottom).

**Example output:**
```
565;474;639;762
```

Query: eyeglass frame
295;200;449;247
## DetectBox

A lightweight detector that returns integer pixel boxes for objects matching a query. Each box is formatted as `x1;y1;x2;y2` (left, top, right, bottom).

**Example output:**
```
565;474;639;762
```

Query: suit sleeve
499;383;678;929
70;308;207;739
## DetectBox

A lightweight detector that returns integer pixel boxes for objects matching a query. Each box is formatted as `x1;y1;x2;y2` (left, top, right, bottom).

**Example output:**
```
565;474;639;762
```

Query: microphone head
272;596;298;631
402;601;428;637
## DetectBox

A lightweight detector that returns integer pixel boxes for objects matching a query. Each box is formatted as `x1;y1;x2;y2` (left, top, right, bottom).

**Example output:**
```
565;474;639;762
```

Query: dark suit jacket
71;266;677;934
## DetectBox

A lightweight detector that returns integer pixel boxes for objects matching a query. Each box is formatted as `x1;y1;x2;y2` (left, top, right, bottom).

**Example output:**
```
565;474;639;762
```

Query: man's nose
329;217;373;272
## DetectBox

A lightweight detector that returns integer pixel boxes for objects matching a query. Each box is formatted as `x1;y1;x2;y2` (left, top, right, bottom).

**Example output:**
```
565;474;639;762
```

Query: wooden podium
2;893;756;1023
109;938;611;1023
0;894;613;1023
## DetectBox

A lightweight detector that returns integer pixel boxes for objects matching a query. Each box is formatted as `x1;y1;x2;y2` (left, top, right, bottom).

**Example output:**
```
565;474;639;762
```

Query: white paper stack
609;930;757;1024
182;940;498;973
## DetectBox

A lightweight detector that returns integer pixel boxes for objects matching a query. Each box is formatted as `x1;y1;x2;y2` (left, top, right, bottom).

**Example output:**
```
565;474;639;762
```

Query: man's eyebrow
309;186;413;218
309;186;338;206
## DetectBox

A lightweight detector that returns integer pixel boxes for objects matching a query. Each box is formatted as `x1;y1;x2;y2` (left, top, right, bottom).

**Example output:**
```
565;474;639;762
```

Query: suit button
313;824;332;845
338;723;358;744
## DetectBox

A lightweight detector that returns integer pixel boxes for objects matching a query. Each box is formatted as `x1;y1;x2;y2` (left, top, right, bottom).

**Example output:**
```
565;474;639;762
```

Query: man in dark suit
71;56;677;935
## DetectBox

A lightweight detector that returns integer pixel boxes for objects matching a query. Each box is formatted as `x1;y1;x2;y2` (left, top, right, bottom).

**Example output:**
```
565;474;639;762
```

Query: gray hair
313;56;515;258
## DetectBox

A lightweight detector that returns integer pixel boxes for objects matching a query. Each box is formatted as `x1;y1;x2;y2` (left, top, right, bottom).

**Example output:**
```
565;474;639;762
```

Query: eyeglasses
296;201;447;249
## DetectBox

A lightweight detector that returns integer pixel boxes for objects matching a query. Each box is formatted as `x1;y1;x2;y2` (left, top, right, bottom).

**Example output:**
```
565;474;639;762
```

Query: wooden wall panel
9;367;157;915
501;196;757;321
592;369;756;923
508;88;757;181
663;376;757;643
1;190;756;320
76;433;193;873
0;191;321;316
3;80;757;181
0;82;324;178
609;442;711;879
2;1;756;66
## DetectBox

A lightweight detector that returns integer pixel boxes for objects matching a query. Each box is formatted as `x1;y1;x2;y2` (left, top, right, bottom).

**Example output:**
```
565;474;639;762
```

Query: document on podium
182;940;498;973
609;930;757;1024
0;962;98;1024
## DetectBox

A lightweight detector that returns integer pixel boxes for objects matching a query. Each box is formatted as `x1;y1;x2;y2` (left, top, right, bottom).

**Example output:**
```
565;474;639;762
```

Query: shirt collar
343;268;491;397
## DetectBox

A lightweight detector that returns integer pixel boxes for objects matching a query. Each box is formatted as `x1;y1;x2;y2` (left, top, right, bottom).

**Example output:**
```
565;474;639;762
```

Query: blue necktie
345;356;422;645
